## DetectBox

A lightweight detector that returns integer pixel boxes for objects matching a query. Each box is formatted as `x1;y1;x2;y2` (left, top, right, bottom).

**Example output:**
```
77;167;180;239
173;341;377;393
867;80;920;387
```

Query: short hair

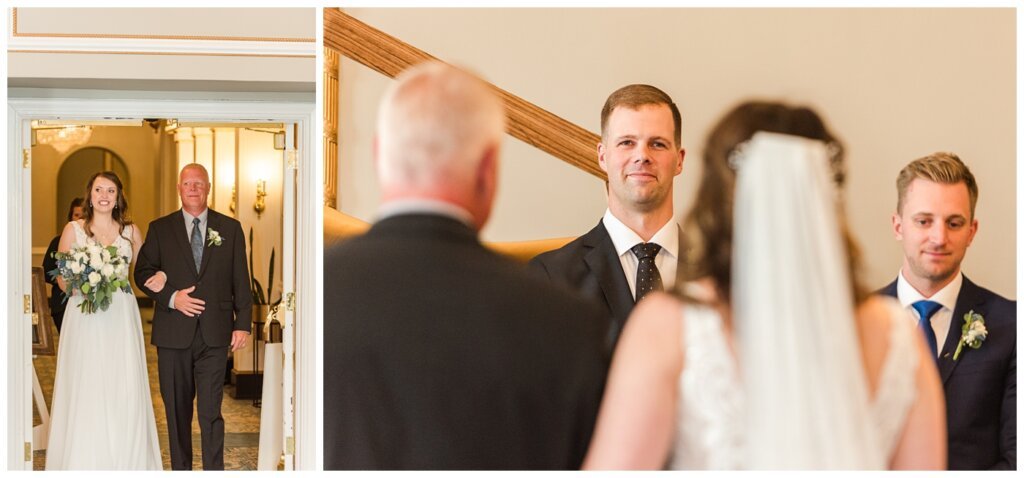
896;152;978;218
376;61;505;188
179;162;210;184
600;84;682;147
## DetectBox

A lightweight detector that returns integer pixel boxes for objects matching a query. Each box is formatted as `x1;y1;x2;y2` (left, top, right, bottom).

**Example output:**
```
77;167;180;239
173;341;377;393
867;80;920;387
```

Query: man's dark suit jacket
135;208;253;349
529;220;683;344
323;213;612;470
880;275;1016;470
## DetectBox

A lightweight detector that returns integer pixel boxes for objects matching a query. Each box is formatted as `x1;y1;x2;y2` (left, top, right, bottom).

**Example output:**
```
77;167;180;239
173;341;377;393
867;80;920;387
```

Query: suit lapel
938;276;985;384
583;223;634;321
173;209;200;280
878;279;898;299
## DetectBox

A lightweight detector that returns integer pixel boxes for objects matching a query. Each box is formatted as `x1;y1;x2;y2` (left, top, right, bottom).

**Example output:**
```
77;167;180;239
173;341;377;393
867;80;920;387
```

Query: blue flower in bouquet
49;243;132;314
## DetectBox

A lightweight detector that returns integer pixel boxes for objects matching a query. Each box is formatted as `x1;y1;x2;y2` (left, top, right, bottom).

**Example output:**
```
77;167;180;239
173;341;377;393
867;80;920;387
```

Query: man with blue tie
879;152;1015;470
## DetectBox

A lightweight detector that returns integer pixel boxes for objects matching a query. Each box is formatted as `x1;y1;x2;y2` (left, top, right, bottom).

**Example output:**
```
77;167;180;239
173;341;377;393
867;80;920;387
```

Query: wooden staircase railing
324;8;605;180
323;8;599;261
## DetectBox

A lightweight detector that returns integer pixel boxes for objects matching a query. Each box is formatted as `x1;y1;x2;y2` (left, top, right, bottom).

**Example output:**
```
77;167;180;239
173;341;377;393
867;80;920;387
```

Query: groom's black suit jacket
135;208;253;349
323;213;612;470
529;220;685;345
879;275;1016;470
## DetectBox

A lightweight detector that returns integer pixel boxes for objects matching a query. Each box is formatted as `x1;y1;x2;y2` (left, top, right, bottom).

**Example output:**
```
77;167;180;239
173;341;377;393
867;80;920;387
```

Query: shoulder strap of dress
70;220;86;242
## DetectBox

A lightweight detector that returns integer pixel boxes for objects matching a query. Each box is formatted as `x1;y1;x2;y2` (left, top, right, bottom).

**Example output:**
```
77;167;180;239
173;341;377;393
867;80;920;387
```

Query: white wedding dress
667;133;921;469
45;221;162;470
669;298;920;469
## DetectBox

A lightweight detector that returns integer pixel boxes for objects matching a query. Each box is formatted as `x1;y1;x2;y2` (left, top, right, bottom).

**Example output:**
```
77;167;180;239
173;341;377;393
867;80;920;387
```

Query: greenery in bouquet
48;243;132;314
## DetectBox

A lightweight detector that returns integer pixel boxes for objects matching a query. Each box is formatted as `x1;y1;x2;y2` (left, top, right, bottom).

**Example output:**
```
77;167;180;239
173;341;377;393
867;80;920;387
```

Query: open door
280;124;298;471
7;116;35;470
8;96;315;470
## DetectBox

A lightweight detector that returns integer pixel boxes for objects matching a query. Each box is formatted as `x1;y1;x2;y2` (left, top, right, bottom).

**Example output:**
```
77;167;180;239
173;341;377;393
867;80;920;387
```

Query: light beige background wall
336;8;1016;298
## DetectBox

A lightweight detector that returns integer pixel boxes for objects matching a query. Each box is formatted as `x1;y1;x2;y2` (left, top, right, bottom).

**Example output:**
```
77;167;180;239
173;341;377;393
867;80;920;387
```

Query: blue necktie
190;217;203;273
912;300;942;360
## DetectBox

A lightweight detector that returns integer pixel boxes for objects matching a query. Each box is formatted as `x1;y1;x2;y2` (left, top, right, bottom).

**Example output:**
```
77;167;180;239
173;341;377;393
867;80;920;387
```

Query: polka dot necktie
631;242;663;302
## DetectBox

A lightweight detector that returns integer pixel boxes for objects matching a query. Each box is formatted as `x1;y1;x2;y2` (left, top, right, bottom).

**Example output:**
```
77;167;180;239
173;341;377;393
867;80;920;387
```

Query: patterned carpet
32;306;265;470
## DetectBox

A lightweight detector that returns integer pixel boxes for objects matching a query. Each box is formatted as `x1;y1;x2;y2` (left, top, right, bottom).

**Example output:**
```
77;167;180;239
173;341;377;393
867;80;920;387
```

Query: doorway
7;97;316;470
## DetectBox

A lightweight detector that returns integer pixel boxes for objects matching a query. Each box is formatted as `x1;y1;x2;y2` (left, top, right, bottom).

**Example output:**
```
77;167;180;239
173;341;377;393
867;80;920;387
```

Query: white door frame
6;95;317;470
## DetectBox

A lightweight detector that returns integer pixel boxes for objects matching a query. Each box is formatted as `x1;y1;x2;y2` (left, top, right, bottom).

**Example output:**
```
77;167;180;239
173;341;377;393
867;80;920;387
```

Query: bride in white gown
45;172;162;470
583;102;946;470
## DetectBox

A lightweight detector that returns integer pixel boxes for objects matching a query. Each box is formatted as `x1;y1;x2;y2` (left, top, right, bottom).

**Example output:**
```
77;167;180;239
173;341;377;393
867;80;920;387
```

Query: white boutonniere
207;228;223;247
953;310;987;361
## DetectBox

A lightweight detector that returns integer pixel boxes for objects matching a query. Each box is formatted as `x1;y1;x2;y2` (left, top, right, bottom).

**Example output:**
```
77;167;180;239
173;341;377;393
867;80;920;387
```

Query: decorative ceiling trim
9;8;315;57
8;49;315;59
12;8;314;42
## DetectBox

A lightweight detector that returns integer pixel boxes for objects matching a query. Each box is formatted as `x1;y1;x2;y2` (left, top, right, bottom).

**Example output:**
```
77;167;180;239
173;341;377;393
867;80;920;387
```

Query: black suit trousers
157;324;229;470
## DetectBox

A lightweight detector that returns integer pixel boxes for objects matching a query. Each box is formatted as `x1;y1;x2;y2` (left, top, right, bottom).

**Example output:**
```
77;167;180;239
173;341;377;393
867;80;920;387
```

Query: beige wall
336;8;1016;298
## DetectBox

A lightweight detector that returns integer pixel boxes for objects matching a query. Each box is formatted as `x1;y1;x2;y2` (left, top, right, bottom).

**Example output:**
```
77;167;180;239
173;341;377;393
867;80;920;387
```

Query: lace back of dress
672;301;744;470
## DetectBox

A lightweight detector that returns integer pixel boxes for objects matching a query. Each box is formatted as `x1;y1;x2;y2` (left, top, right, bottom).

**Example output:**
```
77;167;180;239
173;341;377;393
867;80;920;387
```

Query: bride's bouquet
48;243;132;314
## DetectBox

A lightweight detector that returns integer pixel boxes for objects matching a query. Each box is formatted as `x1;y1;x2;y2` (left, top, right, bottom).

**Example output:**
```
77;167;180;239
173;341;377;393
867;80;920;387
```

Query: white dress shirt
896;270;963;357
601;209;679;300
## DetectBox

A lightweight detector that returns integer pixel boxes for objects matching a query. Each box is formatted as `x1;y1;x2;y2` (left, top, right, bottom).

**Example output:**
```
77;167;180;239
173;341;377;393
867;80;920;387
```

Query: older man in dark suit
135;163;253;470
879;152;1015;470
530;84;685;343
323;62;612;470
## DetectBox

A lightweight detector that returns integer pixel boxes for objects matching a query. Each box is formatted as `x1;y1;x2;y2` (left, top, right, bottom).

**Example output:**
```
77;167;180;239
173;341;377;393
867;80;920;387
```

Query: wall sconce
254;180;267;218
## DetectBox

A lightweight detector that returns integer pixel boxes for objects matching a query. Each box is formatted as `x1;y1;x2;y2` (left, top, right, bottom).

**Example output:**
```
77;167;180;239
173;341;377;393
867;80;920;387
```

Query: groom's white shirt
168;207;209;309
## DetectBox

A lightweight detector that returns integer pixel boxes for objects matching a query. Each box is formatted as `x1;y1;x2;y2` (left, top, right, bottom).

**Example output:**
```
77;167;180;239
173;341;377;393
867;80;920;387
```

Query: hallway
32;305;263;470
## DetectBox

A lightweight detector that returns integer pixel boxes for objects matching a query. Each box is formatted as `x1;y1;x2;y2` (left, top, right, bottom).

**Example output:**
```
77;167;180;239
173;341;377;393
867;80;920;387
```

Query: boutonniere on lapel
953;310;987;361
207;228;223;247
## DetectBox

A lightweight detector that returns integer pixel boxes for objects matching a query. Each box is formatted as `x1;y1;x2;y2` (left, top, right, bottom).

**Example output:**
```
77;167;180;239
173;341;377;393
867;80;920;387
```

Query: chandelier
35;126;93;155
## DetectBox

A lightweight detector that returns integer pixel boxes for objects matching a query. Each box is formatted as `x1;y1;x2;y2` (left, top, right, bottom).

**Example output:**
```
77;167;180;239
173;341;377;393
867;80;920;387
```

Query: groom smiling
135;163;254;470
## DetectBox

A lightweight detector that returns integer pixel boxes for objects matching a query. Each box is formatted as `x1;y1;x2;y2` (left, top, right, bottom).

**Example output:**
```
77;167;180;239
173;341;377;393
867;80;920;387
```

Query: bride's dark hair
81;171;133;243
679;100;867;304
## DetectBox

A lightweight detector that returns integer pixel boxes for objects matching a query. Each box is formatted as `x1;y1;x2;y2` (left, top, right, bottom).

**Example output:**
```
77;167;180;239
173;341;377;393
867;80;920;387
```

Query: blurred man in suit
323;61;612;470
879;152;1015;470
530;84;685;343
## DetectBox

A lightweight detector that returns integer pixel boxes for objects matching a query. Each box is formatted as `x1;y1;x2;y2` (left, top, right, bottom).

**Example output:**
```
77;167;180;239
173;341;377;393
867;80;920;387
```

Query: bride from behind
46;171;162;470
583;102;946;469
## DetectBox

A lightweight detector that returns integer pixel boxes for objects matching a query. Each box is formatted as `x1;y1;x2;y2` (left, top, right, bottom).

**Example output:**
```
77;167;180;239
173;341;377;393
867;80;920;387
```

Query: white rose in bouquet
101;263;115;278
88;271;101;285
69;261;83;274
90;254;104;270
